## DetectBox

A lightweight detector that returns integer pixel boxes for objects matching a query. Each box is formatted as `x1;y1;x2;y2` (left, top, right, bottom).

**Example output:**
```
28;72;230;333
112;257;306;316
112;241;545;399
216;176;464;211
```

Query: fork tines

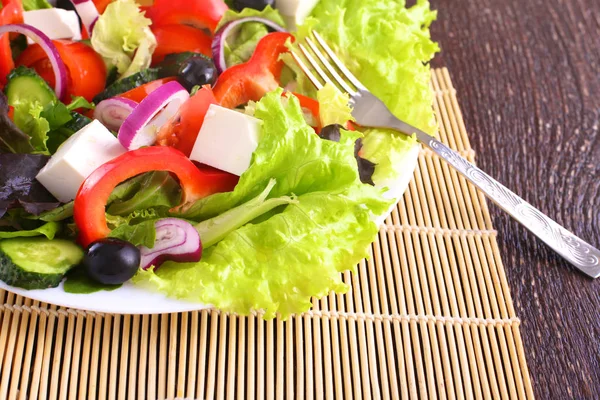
290;31;366;96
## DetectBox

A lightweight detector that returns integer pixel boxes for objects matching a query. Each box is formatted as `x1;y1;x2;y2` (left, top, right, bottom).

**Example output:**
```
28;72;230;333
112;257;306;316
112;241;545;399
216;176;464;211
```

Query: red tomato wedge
0;0;24;86
156;85;218;156
119;77;177;103
16;40;107;102
145;0;228;34
151;24;213;65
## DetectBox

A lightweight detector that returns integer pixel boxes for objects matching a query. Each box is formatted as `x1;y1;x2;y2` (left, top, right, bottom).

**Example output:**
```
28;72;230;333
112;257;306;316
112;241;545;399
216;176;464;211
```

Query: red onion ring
0;24;68;100
94;97;138;132
212;17;286;74
69;0;100;35
139;218;202;270
118;81;189;150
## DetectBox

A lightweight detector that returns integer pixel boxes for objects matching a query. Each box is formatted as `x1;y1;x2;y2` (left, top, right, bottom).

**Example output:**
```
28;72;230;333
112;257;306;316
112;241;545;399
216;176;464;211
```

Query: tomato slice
156;85;218;156
145;0;228;34
119;77;177;103
92;0;114;14
0;0;24;86
151;24;212;65
16;40;107;102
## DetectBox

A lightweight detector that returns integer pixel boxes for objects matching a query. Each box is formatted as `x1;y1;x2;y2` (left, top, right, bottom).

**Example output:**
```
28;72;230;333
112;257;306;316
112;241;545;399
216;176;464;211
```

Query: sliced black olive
157;53;217;91
354;139;376;186
319;123;343;142
84;238;141;285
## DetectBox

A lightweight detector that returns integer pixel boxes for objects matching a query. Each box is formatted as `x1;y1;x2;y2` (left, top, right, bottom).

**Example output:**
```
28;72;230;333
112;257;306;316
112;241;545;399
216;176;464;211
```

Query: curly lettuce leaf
12;99;50;153
91;0;156;77
217;6;286;67
296;0;438;186
317;83;354;127
137;90;390;318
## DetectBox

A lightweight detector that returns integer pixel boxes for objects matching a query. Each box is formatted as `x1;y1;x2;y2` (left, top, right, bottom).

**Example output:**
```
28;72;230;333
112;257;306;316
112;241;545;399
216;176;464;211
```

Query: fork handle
412;129;600;278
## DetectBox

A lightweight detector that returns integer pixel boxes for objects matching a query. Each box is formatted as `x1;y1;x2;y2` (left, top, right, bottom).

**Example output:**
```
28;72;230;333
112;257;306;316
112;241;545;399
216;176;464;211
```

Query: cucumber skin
93;68;159;103
0;251;64;290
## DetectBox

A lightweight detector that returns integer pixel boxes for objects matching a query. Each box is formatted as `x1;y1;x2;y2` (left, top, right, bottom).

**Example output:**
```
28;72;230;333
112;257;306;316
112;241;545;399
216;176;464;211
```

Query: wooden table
429;0;600;398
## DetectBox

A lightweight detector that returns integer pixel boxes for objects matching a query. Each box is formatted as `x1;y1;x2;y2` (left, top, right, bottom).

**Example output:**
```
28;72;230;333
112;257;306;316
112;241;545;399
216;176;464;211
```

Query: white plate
0;144;421;314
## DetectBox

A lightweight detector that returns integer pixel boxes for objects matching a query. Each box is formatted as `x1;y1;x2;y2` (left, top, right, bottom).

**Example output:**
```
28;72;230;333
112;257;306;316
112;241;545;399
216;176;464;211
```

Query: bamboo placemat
0;68;534;400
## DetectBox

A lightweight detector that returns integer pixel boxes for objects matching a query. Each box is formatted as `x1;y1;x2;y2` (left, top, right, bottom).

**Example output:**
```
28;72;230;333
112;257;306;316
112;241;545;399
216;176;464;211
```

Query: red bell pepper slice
213;32;293;109
16;40;107;102
156;85;218;156
74;146;238;247
0;0;24;86
145;0;228;34
151;24;213;65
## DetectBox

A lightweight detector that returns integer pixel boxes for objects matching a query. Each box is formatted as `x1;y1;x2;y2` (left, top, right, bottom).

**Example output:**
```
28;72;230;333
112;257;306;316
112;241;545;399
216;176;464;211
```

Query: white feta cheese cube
36;120;126;203
23;9;81;44
275;0;320;29
189;104;262;176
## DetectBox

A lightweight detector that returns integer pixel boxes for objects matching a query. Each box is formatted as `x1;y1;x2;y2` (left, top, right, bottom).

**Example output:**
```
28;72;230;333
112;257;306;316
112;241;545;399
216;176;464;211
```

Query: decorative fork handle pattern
416;131;600;278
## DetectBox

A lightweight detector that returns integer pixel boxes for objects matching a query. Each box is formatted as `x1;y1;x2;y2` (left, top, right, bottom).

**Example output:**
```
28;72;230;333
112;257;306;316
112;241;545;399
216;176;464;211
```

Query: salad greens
294;0;439;186
0;0;438;318
136;89;391;318
218;6;286;67
91;0;157;77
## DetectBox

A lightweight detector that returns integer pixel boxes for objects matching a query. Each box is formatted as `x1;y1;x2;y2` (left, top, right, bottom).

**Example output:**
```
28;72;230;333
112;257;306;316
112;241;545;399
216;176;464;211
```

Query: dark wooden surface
428;0;600;398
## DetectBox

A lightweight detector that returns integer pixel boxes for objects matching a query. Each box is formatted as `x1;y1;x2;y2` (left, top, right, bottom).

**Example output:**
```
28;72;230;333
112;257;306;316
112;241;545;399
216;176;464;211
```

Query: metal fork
290;31;600;278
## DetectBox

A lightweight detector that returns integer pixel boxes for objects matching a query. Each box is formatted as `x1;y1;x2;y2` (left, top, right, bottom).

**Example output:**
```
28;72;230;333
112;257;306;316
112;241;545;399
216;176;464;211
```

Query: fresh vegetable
0;237;84;289
139;218;201;270
156;85;218;156
0;24;68;99
0;0;24;86
17;39;107;101
63;266;122;294
213;31;292;109
156;52;217;92
136;90;391;317
145;0;228;34
5;65;56;107
318;123;341;142
22;0;52;11
91;0;156;77
93;96;136;131
83;237;140;284
67;0;99;34
73;146;238;247
93;68;160;103
0;153;59;218
118;80;189;149
230;0;274;12
212;8;286;74
0;221;60;239
45;111;92;153
195;178;296;248
0;91;35;153
151;24;212;65
91;0;114;14
286;91;319;130
296;0;438;185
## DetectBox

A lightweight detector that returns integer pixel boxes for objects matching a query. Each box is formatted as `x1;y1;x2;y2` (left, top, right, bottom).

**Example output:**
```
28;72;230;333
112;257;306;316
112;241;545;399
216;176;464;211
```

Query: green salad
0;0;437;318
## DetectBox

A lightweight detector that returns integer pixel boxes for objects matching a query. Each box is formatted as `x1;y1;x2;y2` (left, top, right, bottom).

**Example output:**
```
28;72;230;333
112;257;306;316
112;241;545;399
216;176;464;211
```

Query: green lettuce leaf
317;83;354;127
0;221;60;239
217;6;286;67
108;216;158;248
296;0;438;186
12;99;51;153
91;0;157;77
136;90;390;318
22;0;52;11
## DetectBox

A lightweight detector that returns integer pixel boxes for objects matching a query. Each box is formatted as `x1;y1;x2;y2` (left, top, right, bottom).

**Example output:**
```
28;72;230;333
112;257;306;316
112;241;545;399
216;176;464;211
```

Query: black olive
84;238;141;285
354;139;376;186
231;0;275;12
319;124;343;142
56;0;77;12
178;56;217;90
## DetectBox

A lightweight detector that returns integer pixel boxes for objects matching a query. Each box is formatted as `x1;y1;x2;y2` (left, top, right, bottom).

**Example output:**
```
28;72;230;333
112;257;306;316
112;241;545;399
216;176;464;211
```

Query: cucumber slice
0;237;84;290
93;68;159;103
5;66;57;106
